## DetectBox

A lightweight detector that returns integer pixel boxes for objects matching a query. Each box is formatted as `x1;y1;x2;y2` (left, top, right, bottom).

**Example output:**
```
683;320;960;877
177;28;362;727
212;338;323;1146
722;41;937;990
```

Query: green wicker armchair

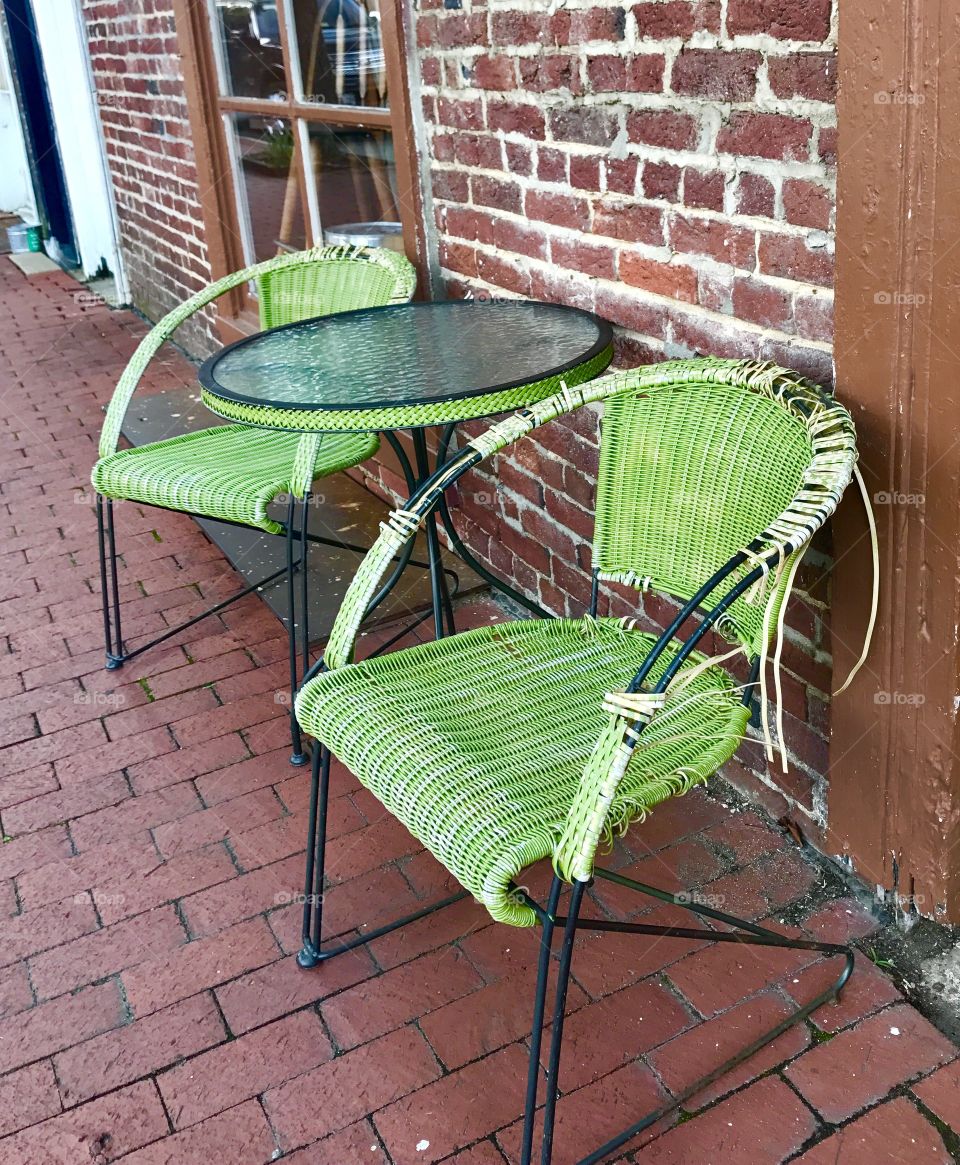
91;245;415;762
293;358;866;1164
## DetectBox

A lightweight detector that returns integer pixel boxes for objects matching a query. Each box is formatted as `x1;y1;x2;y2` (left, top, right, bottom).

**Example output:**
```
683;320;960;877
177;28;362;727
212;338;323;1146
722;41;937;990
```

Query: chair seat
296;617;750;927
92;424;379;534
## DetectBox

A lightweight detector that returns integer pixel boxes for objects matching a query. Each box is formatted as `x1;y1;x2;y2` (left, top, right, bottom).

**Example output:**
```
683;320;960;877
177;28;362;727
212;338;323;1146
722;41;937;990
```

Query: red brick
0;961;33;1018
95;842;237;924
324;945;483;1051
642;161;682;201
587;53;665;93
119;1100;276;1165
0;979;125;1074
913;1058;960;1131
683;168;726;211
151;787;286;859
1;892;99;966
796;1096;951;1164
55;993;225;1105
493;217;549;262
519;54;582;95
193;745;293;804
638;1076;818;1162
605;155;638;195
627;109;700;150
594;284;669;338
0;1080;169;1165
16;833;156;911
104;686;218;740
486;99;545;139
264;1026;442;1149
785;1004;956;1121
123;916;279;1016
736;171;776;217
718;112;813;162
784;951;902;1033
733;277;793;329
727;0;832;41
497;1061;669;1163
670;213;755;268
783;178;833;229
0;762;59;810
548;107;617;147
55;725;176;787
471;175;523;215
2;720;107;777
768;52;837;102
375;1043;528;1163
159;1009;332;1128
795;290;834;342
672;48;760;101
0;1061;62;1138
30;904;186;998
281;1120;388;1164
633;0;698;38
126;733;249;794
3;771;129;836
525;189;591;232
619;254;697;304
471;54;516;91
569;153;602;192
592;200;664;245
215;942;375;1035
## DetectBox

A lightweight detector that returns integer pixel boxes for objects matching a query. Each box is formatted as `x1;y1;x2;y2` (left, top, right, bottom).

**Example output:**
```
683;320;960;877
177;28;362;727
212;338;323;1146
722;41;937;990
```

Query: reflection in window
291;0;388;108
304;122;397;232
210;2;287;100
226;114;308;260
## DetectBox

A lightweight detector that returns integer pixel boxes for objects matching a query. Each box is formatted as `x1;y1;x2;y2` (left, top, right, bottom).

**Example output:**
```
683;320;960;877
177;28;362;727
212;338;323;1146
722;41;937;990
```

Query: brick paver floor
1;259;958;1163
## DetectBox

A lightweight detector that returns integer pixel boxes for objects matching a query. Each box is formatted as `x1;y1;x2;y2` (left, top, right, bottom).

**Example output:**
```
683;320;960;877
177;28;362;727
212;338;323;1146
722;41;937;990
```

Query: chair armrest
321;367;650;669
97;246;359;459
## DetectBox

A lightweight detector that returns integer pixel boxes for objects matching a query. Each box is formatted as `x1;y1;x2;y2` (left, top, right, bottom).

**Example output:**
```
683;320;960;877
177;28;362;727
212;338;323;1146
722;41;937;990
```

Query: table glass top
200;299;612;412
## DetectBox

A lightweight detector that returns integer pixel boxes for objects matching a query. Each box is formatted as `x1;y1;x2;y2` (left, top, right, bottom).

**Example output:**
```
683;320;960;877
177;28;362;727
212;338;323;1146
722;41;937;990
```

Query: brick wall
82;1;215;353
396;0;839;840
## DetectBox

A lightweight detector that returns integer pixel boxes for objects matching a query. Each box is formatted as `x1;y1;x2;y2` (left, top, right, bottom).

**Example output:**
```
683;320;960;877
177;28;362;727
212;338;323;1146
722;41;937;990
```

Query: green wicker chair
91;245;415;762
293;358;866;1163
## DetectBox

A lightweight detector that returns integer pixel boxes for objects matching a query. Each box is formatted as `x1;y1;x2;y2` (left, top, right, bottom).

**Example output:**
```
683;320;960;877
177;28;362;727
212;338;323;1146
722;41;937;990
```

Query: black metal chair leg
539;880;585;1165
298;742;331;968
98;496;125;669
300;490;311;683
521;877;563;1165
286;496;308;766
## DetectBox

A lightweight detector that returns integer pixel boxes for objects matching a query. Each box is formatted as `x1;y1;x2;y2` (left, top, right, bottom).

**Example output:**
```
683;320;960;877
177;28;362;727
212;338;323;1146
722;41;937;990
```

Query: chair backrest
256;244;415;329
593;372;816;657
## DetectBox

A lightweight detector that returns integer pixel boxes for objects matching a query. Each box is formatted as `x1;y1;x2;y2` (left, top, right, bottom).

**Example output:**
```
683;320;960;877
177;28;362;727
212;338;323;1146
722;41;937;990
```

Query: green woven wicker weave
296;357;858;927
199;346;613;433
93;245;415;520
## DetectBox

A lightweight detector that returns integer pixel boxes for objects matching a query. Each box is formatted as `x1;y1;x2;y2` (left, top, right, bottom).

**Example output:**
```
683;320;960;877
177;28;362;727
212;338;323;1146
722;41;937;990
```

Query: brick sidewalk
1;259;957;1163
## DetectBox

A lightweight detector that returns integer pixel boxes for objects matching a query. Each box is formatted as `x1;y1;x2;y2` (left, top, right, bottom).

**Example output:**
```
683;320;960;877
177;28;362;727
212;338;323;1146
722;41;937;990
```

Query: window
175;0;422;330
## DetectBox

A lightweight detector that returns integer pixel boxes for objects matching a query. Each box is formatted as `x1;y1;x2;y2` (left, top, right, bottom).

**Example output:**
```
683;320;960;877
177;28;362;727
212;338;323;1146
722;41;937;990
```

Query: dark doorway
2;0;78;266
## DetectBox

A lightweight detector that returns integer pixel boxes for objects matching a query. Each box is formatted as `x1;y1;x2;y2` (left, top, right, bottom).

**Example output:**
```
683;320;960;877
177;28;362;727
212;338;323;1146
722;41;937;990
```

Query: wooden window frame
173;0;426;341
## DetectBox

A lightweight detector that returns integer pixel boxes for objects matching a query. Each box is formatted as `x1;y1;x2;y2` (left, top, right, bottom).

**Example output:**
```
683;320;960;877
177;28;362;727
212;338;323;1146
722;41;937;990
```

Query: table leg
412;429;456;638
435;423;551;619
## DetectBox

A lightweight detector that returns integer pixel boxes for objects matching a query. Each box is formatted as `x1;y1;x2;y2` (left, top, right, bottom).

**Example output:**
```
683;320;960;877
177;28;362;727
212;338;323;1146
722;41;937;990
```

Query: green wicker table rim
197;298;614;433
198;298;615;634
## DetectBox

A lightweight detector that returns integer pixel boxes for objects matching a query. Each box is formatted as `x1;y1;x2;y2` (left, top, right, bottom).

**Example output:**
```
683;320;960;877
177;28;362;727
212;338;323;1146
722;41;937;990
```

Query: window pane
226;113;308;261
290;0;389;108
210;1;287;100
304;122;398;236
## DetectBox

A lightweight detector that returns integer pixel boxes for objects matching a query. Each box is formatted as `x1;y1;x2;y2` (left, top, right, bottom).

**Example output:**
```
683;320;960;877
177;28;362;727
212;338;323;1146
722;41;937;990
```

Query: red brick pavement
0;259;957;1162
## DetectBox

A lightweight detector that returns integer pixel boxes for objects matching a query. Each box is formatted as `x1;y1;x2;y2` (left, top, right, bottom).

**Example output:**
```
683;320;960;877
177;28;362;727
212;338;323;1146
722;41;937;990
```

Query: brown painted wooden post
832;0;960;921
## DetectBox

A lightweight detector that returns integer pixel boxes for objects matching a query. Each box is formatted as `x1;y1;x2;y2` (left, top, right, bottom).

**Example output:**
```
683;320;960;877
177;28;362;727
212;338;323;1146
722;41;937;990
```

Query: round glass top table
198;297;614;641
